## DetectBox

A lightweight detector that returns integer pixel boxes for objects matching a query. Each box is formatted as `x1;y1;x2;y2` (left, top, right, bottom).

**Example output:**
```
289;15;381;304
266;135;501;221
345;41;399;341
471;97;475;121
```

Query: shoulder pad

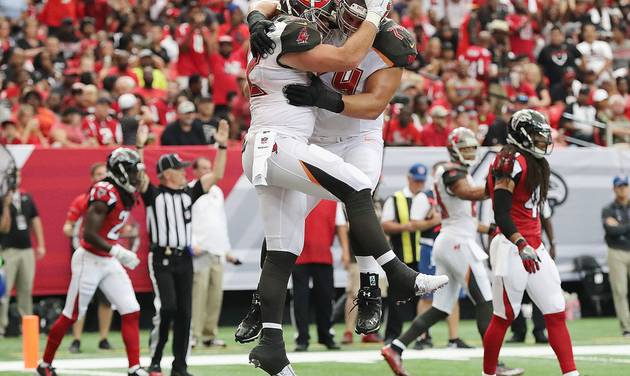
279;17;321;54
89;182;118;207
492;147;518;179
442;164;468;186
373;19;417;68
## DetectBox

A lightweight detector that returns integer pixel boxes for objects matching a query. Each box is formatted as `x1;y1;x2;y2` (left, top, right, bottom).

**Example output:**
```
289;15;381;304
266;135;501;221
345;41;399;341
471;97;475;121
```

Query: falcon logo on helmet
106;147;145;193
447;127;479;167
507;109;553;159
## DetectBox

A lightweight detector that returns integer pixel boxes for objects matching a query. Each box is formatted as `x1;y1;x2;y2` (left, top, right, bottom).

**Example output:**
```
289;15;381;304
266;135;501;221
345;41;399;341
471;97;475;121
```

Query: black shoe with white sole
235;292;262;344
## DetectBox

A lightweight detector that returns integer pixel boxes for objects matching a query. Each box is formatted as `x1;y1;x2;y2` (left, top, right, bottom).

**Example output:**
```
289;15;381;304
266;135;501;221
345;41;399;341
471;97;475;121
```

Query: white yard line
6;345;630;373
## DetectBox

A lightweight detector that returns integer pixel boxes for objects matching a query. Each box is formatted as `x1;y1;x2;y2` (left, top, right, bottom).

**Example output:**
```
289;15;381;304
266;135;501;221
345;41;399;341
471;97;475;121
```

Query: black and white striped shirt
141;181;205;249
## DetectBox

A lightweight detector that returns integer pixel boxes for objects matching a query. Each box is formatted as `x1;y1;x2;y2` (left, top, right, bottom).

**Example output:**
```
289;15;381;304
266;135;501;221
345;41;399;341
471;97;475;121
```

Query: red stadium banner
14;146;244;296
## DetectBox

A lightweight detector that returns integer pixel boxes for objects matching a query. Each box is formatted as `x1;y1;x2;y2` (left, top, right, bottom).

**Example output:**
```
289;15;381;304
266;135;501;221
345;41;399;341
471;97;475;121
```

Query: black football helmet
107;147;145;193
280;0;337;36
507;109;553;159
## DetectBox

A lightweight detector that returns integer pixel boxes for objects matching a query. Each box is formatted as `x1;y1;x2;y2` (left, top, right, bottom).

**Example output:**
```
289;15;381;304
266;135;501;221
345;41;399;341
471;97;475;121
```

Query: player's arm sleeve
493;188;519;239
410;193;431;221
381;197;395;223
372;20;417;68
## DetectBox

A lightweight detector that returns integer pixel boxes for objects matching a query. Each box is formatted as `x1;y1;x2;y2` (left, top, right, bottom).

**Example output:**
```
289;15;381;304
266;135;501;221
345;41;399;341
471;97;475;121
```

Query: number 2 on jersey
107;211;130;240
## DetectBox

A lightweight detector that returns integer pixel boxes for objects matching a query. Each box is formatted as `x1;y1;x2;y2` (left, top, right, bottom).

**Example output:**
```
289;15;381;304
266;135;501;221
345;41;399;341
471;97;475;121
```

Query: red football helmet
336;0;390;36
280;0;336;36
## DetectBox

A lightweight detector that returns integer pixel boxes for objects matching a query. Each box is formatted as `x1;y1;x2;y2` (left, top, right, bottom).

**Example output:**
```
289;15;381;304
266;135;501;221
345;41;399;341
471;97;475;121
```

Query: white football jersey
248;17;321;139
433;163;477;238
312;20;416;138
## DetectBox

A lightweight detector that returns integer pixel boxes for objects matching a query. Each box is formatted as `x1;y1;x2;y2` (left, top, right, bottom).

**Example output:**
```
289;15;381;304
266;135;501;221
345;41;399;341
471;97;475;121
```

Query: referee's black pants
291;263;335;346
149;250;193;371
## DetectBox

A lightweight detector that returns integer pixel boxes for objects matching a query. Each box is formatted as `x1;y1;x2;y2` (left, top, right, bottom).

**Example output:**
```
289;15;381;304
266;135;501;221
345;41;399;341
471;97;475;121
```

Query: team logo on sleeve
296;27;310;44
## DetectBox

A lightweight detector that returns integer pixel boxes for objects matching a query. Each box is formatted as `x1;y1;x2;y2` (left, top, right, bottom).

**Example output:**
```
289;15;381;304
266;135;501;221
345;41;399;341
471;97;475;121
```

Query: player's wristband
217;144;227;150
487;223;497;235
364;11;382;29
515;238;528;252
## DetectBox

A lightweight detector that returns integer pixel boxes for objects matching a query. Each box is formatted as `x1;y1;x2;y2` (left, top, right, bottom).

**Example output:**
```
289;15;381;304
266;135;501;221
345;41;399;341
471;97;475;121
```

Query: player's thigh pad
431;234;465;314
340;131;384;190
490;239;529;320
99;258;140;315
525;247;565;314
255;185;307;255
62;248;103;319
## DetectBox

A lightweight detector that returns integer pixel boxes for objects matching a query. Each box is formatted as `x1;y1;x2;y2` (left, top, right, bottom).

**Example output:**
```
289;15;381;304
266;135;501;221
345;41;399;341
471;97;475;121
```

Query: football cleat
235;292;262;343
68;339;81;353
414;273;449;296
128;366;150;376
354;286;382;335
447;338;473;349
36;363;57;376
381;345;409;376
148;363;163;376
497;362;525;376
249;336;293;375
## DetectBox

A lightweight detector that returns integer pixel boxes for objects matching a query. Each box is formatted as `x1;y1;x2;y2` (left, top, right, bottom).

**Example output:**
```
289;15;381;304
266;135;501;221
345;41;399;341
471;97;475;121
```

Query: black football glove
283;76;345;113
247;10;275;58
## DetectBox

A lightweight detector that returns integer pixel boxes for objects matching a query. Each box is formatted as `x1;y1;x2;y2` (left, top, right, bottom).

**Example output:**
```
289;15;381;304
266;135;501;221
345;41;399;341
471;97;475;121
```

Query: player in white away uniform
382;128;523;376
237;0;418;342
240;1;447;375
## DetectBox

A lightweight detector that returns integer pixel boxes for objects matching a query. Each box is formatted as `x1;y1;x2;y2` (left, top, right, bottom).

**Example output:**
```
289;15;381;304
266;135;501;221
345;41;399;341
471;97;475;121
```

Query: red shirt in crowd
209;48;245;106
462;45;492;81
507;13;537;60
217;23;250;51
66;192;88;234
82;114;122;145
296;201;341;265
176;23;213;77
38;0;79;28
419;123;452;146
107;67;139;84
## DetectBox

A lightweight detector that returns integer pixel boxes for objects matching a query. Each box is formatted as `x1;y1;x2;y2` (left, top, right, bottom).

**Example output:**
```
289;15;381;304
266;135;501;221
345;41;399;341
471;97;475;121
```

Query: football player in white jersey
236;0;419;345
240;1;447;375
381;128;523;376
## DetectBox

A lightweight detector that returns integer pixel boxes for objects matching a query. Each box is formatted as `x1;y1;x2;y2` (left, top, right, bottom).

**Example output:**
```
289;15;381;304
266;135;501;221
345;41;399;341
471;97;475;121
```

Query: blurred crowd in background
0;0;630;148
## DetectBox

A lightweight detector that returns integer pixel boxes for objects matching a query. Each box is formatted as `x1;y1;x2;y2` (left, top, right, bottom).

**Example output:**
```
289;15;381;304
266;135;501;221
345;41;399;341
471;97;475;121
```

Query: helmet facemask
448;128;479;167
302;7;337;37
336;0;366;36
507;109;554;159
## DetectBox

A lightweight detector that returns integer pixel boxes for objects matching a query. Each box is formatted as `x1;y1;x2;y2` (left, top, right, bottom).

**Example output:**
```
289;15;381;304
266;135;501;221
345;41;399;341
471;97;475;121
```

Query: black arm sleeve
494;188;519;239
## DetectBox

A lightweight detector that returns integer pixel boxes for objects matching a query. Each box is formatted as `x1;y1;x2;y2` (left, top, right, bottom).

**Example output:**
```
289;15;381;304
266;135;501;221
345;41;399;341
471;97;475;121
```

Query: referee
136;121;228;376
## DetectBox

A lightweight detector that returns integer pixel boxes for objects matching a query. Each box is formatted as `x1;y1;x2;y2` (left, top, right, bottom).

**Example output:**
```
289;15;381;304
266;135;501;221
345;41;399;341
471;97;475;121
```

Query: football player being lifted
237;0;422;347
483;110;578;376
240;0;448;374
37;149;147;376
382;128;522;376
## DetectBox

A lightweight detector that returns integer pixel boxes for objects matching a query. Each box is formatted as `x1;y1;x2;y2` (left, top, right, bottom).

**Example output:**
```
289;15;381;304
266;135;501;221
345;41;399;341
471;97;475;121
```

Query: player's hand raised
516;240;541;273
214;120;229;147
247;11;275;58
364;0;392;27
110;244;140;270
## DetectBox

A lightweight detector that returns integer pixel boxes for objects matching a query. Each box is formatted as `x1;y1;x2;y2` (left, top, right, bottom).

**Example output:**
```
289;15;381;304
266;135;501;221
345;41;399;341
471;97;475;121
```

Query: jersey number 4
524;187;541;219
331;68;364;95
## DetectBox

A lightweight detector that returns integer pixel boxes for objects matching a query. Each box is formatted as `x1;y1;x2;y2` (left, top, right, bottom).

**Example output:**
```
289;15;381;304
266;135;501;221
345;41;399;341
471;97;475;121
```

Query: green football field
2;317;629;375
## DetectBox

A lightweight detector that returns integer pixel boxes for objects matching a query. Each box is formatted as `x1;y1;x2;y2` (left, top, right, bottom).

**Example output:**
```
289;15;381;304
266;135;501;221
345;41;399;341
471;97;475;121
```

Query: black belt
151;245;189;256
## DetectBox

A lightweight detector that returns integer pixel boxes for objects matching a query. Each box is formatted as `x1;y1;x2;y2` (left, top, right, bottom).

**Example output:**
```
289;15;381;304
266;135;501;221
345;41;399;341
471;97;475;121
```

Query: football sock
398;307;448;346
380;254;419;298
475;300;493;338
483;314;512;375
121;311;141;368
258;251;297;325
43;314;75;364
390;339;406;355
545;312;577;374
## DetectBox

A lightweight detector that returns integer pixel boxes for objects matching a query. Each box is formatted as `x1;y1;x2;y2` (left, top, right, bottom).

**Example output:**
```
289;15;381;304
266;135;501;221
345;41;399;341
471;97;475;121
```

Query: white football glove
364;0;391;29
110;244;140;270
